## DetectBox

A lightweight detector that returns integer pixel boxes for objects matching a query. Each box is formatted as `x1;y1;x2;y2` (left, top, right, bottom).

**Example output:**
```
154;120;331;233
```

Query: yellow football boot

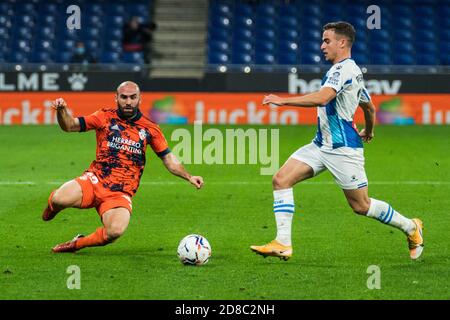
250;240;292;261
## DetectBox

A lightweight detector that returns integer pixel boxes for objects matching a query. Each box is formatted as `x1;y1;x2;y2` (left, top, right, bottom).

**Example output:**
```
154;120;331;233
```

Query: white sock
366;198;415;235
273;188;295;246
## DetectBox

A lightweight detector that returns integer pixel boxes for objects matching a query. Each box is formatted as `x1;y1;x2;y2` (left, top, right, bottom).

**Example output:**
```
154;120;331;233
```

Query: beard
117;103;138;119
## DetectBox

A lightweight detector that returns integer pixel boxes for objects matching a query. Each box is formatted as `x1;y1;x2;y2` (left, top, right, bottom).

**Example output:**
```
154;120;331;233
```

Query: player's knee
51;190;68;209
272;173;290;189
106;224;127;240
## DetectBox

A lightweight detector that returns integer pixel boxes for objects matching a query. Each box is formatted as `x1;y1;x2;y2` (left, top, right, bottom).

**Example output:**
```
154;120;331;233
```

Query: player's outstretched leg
344;188;424;260
251;158;314;260
52;207;130;253
42;180;83;221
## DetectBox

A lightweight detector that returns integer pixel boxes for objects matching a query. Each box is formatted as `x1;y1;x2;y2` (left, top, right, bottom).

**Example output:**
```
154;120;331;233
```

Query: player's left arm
358;100;376;143
161;152;204;189
262;87;336;107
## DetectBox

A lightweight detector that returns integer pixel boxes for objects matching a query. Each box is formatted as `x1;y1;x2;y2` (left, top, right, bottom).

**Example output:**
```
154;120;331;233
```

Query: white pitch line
0;181;449;186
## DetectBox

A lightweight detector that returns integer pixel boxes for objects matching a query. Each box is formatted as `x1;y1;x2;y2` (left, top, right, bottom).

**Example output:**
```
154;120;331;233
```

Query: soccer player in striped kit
251;22;423;260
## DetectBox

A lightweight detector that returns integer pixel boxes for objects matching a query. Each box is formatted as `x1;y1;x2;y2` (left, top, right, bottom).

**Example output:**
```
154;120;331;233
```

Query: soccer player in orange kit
43;81;204;253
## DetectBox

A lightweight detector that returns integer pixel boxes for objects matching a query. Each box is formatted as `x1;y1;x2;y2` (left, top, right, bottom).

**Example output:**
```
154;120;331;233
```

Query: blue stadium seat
233;40;252;54
301;41;320;54
370;41;390;53
15;3;35;15
393;54;415;65
392;5;413;17
393;29;413;41
301;53;321;65
255;16;276;29
210;27;230;42
234;16;253;29
256;4;276;17
393;17;413;29
352;53;369;65
300;16;321;29
279;52;299;65
0;27;9;41
279;16;298;29
255;28;276;41
347;4;365;17
84;14;102;28
104;28;122;41
15;27;33;41
122;51;144;64
57;51;73;63
60;39;75;51
255;41;275;53
279;4;297;16
102;51;121;63
210;16;232;29
82;27;102;40
440;54;450;65
209;40;230;53
371;53;392;65
300;29;321;41
85;4;103;16
416;54;439;65
415;17;434;29
255;52;275;65
279;29;299;42
415;42;437;54
441;30;450;41
231;52;252;64
106;3;126;16
235;3;253;17
208;52;229;64
39;15;57;27
353;41;368;52
279;41;299;54
370;29;390;41
39;3;58;15
301;4;321;17
37;27;55;41
32;51;53;63
35;40;54;53
393;42;415;54
104;40;122;53
10;51;30;63
416;30;436;42
211;3;232;18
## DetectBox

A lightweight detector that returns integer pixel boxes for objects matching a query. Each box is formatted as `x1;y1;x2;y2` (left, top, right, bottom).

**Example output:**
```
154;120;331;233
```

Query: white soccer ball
177;234;211;266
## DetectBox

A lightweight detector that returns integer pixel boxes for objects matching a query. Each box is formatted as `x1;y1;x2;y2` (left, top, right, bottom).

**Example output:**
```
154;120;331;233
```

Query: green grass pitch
0;124;449;299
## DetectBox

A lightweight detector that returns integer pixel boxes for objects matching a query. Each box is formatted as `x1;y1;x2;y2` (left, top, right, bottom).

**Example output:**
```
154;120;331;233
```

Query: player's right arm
52;98;81;132
358;99;376;143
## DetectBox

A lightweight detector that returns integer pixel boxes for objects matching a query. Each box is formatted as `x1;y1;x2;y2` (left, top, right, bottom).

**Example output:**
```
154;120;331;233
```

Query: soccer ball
177;234;211;266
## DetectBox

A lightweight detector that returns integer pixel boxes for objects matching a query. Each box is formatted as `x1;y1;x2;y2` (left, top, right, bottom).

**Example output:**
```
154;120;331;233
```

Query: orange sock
75;227;111;250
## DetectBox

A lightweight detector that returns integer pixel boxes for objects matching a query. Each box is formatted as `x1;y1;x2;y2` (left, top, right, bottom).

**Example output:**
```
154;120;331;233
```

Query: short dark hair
323;21;356;46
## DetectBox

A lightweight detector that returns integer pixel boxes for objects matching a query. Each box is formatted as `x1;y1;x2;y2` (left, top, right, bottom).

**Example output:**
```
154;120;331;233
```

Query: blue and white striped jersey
313;58;371;150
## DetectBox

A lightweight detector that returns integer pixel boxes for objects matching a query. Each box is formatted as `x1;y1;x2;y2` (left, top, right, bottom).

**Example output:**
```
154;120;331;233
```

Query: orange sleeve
149;125;170;157
78;110;106;132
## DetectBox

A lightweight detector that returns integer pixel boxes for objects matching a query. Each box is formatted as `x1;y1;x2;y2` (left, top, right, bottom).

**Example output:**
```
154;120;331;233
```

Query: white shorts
290;142;368;190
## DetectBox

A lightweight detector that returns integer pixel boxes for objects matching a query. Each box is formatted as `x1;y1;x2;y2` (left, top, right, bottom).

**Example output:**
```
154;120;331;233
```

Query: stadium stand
0;0;448;69
207;0;450;67
0;0;152;63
